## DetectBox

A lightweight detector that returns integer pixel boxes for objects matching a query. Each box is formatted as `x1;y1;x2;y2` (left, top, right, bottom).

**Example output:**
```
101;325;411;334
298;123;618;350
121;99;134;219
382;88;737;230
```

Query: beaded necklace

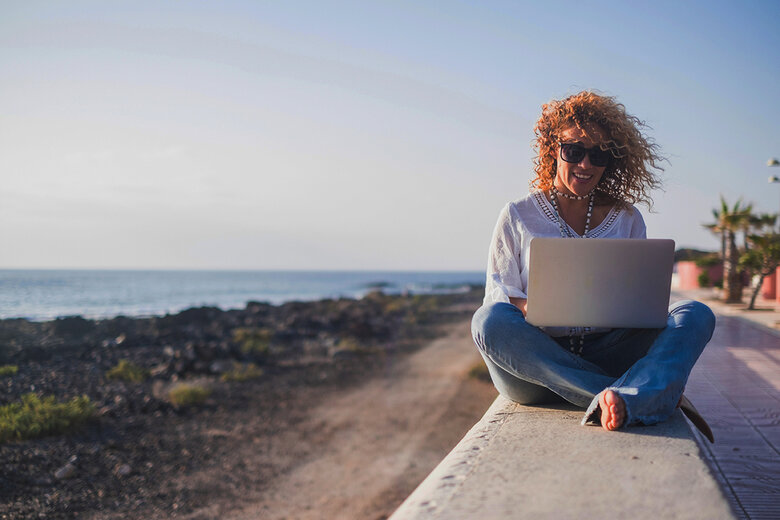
548;186;594;354
549;187;594;238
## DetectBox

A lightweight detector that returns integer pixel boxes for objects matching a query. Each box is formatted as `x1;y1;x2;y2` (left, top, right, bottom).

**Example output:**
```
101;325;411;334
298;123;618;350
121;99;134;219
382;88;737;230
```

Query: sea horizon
0;269;486;322
0;267;485;273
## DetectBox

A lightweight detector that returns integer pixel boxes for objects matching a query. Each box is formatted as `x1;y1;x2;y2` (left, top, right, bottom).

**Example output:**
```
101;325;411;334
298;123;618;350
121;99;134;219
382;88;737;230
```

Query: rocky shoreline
0;287;484;519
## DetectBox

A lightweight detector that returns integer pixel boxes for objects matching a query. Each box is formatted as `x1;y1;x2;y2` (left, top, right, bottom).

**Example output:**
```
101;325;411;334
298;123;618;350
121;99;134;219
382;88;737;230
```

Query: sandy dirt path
219;314;496;520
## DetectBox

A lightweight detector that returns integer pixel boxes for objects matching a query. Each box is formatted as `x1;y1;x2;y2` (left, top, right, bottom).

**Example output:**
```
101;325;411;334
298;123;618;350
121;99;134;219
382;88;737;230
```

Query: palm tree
703;203;727;263
704;197;753;303
740;214;780;310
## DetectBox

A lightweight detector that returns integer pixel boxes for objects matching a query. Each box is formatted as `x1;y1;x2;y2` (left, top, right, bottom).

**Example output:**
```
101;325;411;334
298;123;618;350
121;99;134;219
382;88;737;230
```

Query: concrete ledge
390;396;735;520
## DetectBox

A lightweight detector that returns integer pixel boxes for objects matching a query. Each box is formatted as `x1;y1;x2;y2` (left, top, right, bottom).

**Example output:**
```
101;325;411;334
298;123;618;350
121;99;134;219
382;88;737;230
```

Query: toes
604;390;620;407
599;390;625;431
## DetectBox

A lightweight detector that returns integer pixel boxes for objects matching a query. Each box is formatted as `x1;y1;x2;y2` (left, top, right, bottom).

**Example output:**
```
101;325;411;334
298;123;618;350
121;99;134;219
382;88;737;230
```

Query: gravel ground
0;288;488;519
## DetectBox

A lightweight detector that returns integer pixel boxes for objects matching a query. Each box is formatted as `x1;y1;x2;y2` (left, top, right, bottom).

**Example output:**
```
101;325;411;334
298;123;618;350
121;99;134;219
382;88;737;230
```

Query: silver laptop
525;238;675;328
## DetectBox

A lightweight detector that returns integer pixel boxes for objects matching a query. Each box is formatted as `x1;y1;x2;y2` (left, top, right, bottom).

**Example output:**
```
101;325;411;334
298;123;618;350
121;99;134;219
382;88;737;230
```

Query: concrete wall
390;396;735;520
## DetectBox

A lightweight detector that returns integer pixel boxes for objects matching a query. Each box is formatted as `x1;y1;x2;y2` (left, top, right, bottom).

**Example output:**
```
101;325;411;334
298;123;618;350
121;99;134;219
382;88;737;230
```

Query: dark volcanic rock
50;316;95;338
0;287;484;519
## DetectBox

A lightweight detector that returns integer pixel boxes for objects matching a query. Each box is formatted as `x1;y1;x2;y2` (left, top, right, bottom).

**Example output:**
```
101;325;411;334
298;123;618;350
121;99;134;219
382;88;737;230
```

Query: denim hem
473;300;715;430
581;395;600;425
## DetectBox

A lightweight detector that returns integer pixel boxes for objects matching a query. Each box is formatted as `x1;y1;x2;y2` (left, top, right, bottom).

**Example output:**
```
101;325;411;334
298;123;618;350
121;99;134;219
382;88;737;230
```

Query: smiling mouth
573;173;592;181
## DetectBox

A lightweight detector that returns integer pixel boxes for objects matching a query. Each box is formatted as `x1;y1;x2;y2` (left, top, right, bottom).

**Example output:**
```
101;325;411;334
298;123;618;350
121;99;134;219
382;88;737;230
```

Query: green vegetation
0;365;19;377
740;223;780;310
335;337;374;355
467;361;492;383
694;254;721;268
412;294;441;315
106;359;150;383
365;291;444;322
168;383;211;407
697;271;711;288
0;393;95;443
364;290;408;313
233;327;272;356
220;362;264;382
378;296;406;314
400;294;442;326
704;197;754;302
704;197;779;305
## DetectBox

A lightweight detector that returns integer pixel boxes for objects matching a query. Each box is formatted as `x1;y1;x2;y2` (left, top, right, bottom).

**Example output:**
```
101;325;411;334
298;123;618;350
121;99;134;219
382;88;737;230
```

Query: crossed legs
471;300;715;431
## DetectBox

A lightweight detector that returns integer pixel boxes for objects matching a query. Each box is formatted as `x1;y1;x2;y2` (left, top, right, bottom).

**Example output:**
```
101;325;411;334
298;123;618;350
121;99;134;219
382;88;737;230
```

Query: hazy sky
2;1;779;270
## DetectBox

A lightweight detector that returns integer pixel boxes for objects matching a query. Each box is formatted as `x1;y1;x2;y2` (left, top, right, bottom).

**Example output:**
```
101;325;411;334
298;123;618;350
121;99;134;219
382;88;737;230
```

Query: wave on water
356;280;477;300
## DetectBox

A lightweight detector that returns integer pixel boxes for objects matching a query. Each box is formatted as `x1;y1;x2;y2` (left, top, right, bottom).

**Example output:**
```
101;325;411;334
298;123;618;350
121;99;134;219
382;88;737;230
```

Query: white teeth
573;173;591;180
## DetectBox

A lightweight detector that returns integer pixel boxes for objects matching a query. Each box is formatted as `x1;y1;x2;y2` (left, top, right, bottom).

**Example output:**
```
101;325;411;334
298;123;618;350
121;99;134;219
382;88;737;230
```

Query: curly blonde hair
531;91;663;208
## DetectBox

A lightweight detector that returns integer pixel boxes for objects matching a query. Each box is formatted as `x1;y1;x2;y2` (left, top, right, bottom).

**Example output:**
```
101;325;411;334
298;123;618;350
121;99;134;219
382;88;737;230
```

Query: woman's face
553;124;608;198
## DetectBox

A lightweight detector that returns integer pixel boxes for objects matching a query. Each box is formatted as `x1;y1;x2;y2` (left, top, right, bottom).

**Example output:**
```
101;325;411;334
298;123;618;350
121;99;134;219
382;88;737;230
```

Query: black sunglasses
559;142;612;167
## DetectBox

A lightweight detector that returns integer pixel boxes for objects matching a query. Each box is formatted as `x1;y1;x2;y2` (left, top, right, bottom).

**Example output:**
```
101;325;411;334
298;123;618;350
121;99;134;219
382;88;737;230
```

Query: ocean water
0;270;486;321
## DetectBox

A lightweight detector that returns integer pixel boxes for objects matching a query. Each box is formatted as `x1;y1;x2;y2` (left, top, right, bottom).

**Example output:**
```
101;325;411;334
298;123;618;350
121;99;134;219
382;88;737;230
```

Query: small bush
169;383;210;407
335;337;375;355
467;361;492;382
380;297;407;314
694;254;721;268
106;359;149;383
0;393;96;443
697;271;711;288
0;365;18;377
233;328;272;356
411;294;441;319
220;362;264;382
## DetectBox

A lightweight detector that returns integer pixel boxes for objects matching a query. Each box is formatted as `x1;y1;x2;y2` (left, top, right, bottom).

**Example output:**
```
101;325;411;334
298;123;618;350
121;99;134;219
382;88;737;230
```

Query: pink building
761;269;776;300
676;261;723;290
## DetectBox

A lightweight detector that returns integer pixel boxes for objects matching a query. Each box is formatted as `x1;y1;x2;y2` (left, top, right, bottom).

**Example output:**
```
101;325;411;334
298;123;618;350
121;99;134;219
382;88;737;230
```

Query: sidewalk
673;287;780;338
673;288;780;520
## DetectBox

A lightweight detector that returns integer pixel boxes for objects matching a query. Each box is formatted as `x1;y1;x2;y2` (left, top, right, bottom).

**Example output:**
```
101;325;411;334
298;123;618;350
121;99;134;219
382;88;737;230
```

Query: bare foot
598;390;625;431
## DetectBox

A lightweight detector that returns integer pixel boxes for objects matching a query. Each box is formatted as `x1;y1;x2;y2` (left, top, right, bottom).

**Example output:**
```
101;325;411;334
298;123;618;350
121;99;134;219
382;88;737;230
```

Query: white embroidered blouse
483;191;647;334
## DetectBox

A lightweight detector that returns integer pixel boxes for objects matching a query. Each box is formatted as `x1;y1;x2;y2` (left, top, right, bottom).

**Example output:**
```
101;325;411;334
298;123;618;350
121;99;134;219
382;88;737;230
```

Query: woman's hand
509;297;528;317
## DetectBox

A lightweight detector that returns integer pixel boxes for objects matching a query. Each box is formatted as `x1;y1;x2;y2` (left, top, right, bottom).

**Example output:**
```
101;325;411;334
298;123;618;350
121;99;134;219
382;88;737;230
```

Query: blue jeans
471;300;715;427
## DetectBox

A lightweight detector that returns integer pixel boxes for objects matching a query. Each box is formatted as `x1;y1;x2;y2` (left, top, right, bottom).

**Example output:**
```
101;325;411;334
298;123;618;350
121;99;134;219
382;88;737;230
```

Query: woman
471;91;715;437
